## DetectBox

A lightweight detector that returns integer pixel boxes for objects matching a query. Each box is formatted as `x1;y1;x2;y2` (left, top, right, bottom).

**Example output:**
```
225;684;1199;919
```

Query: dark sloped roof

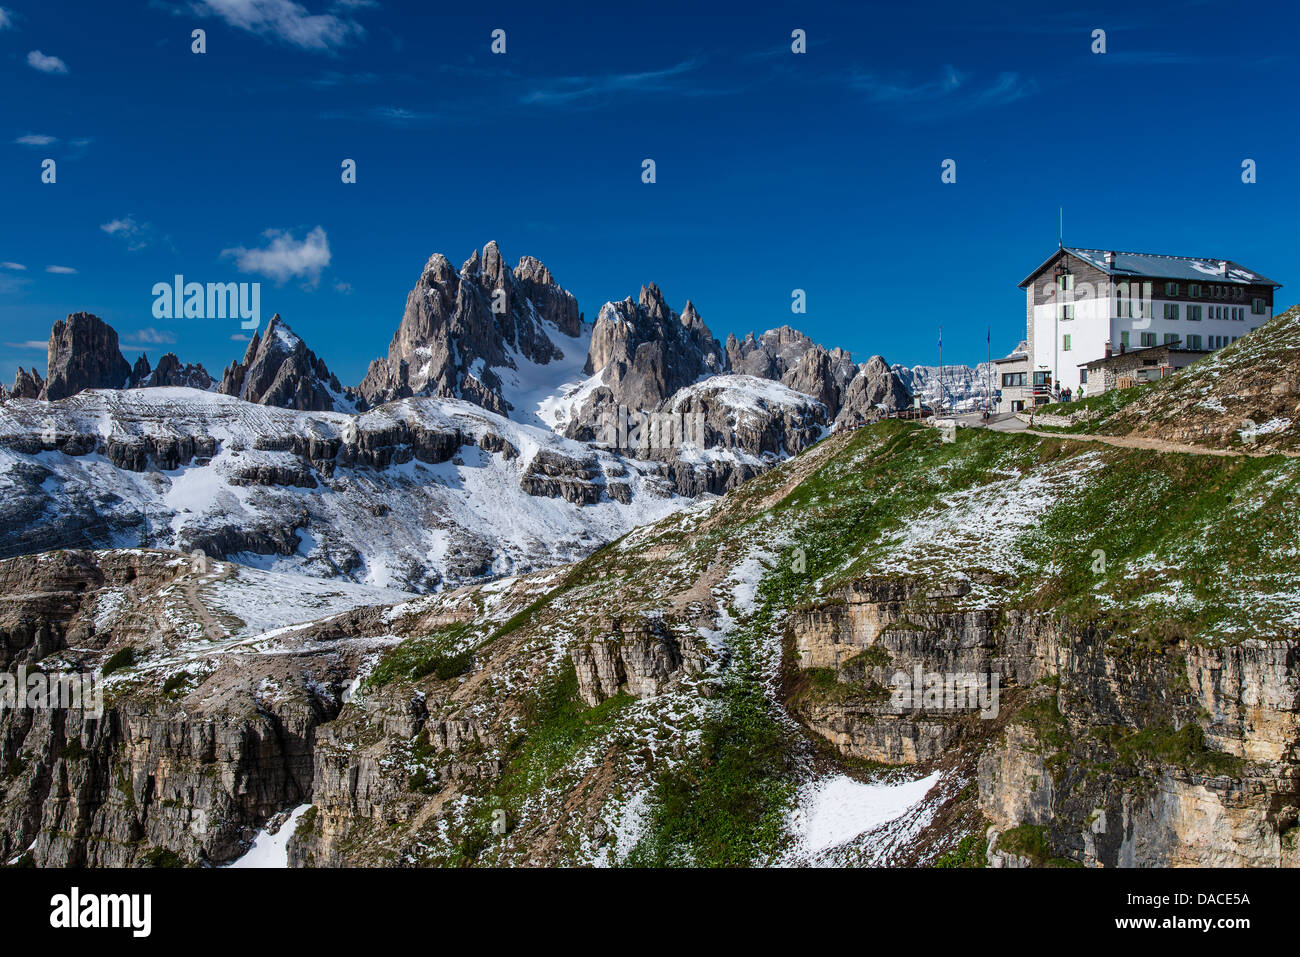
1020;247;1281;288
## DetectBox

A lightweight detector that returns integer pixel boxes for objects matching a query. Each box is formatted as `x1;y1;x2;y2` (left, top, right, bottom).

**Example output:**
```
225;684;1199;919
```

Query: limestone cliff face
787;573;1300;868
570;614;705;707
6;367;44;400
725;326;860;419
0;551;346;866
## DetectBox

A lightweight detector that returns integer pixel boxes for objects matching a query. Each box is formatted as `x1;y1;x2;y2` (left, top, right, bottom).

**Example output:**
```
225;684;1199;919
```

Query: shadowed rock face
219;314;343;412
357;241;581;414
41;312;132;401
781;345;859;418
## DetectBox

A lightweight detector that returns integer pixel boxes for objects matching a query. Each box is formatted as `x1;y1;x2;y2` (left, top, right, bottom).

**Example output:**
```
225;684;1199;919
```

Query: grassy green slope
352;416;1300;866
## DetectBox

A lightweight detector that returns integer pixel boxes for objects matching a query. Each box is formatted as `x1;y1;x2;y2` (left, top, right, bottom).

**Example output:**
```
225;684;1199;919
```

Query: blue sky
2;0;1297;385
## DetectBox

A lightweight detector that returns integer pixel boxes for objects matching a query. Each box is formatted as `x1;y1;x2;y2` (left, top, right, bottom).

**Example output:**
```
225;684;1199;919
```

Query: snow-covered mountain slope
0;387;693;591
498;312;593;431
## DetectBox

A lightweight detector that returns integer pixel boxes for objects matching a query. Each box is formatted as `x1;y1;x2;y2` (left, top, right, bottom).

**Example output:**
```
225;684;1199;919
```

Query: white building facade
1019;247;1280;399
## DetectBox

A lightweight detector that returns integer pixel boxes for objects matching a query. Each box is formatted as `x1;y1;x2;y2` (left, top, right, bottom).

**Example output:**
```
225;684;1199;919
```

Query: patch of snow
790;771;941;856
228;804;312;868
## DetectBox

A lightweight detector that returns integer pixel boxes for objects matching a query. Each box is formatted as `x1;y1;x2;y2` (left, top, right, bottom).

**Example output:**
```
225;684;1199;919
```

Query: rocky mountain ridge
0;242;919;587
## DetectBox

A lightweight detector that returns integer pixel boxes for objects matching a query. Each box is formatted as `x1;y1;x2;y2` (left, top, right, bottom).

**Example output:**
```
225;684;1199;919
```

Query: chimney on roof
1104;251;1116;267
1218;260;1229;276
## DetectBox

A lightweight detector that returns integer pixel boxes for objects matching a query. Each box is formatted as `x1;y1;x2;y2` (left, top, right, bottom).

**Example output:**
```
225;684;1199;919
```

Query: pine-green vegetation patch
995;824;1080;867
1091;722;1243;776
363;622;476;689
101;646;138;676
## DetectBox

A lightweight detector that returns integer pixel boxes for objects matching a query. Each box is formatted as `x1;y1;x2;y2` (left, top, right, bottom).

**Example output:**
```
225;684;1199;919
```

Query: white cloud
3;341;48;350
195;0;367;52
100;215;154;251
0;262;26;271
123;327;177;346
230;333;254;342
0;8;15;30
27;50;68;74
45;265;77;274
222;226;331;286
14;133;56;146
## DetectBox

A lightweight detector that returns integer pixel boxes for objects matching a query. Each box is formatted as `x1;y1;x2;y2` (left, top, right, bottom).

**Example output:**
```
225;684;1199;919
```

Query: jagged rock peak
7;367;44;400
218;314;344;412
139;353;214;391
357;242;582;413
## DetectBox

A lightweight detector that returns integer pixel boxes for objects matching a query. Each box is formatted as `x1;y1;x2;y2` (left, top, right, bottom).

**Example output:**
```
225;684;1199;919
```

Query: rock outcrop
0;550;371;866
219;314;344;412
570;615;703;707
41;312;132;401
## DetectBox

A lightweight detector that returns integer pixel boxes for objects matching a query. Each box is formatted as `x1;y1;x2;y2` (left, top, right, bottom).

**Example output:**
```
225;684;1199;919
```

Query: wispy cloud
222;226;331;286
192;0;371;53
27;50;68;74
123;327;177;346
850;66;1035;116
520;59;709;108
4;341;48;350
0;262;25;271
371;105;432;125
13;133;56;146
309;68;379;88
1102;50;1264;67
0;8;15;30
45;265;77;274
100;215;157;251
